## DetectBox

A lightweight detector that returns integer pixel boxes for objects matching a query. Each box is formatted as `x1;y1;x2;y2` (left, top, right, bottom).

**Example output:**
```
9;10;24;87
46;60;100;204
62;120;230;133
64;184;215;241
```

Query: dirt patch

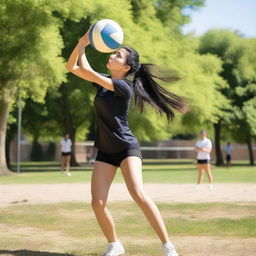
0;224;81;250
174;236;256;256
0;183;256;208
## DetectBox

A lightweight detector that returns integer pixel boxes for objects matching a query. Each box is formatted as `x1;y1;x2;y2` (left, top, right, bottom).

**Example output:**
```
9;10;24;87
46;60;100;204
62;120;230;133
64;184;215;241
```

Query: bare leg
197;164;204;184
91;161;118;242
120;157;169;244
61;156;65;172
66;155;71;172
204;164;213;184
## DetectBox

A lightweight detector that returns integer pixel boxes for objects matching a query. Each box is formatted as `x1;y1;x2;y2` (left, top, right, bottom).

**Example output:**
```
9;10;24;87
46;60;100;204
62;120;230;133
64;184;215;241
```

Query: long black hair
122;46;187;121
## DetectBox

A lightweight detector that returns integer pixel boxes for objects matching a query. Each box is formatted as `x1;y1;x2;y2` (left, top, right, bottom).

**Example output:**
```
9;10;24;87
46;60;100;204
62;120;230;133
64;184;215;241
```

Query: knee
91;199;106;211
129;187;146;204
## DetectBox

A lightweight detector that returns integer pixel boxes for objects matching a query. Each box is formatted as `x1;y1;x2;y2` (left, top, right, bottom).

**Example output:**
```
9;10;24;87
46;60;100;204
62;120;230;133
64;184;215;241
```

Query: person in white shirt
224;142;233;168
60;133;72;176
194;130;213;189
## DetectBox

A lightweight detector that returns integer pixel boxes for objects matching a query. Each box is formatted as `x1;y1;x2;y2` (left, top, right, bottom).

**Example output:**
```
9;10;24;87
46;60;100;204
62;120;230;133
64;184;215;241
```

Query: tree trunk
5;134;11;169
246;135;254;166
62;91;79;166
0;93;13;175
69;128;78;166
214;121;224;166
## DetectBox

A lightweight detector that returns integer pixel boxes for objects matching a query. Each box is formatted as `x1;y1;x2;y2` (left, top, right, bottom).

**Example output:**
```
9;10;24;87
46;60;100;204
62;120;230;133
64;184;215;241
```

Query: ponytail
123;46;187;121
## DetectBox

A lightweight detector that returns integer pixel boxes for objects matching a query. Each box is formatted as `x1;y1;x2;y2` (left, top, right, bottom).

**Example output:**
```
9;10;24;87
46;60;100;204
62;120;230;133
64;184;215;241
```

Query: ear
123;65;131;73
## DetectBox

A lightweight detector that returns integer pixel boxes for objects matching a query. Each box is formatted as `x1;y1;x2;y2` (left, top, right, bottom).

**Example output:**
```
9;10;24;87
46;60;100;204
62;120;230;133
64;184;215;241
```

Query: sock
163;241;175;248
109;240;120;246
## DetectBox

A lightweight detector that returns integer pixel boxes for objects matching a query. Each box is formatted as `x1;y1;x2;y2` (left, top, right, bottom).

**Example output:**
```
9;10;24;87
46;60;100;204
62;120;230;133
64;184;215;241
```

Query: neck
110;70;126;80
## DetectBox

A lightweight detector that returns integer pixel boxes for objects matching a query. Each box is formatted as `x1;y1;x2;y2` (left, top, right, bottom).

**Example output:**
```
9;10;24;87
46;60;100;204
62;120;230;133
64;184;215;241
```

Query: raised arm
66;29;114;91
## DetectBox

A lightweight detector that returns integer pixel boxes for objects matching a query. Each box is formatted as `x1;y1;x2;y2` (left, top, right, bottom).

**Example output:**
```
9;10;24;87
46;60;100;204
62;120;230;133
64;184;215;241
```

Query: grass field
1;160;256;255
1;201;255;256
0;160;255;184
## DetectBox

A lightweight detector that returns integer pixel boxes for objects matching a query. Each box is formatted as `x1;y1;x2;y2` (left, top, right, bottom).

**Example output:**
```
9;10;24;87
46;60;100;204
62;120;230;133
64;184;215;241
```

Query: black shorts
96;148;142;167
226;155;231;161
62;152;71;156
197;159;211;164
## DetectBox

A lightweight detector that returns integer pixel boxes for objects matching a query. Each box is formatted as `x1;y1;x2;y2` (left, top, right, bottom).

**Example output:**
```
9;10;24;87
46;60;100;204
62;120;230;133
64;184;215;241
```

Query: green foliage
3;0;244;145
0;0;66;101
199;30;256;147
155;0;205;32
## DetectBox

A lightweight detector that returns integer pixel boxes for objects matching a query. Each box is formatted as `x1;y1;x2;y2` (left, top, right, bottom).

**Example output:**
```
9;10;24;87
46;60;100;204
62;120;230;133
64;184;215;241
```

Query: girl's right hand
78;26;92;47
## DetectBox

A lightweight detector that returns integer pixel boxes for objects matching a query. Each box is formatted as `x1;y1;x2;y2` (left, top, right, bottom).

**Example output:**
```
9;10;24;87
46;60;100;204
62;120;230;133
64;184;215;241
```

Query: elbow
66;63;71;72
80;65;92;73
66;62;73;72
66;63;79;73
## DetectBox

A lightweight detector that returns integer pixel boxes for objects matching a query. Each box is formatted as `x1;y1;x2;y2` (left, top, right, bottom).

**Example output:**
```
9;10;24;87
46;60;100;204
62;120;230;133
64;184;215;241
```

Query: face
199;131;206;139
64;134;69;139
106;48;130;74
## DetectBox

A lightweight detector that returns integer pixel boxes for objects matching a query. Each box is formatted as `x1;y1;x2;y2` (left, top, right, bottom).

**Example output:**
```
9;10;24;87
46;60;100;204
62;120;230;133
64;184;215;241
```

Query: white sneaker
194;185;200;190
66;171;71;176
103;240;125;256
208;184;214;190
162;241;179;256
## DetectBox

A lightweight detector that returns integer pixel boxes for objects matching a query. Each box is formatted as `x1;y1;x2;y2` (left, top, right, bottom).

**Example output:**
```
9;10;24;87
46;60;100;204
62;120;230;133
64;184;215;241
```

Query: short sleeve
206;139;212;149
112;79;132;99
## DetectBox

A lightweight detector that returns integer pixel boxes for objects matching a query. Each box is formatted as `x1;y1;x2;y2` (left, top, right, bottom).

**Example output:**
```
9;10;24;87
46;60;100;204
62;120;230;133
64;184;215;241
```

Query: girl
67;28;187;256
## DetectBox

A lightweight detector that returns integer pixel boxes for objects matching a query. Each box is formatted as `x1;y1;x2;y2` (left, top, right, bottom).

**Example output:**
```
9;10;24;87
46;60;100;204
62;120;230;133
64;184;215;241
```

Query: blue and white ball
89;19;124;53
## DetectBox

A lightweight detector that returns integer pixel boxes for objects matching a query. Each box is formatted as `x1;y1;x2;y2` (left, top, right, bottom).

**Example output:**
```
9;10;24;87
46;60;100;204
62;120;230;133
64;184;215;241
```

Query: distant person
224;142;233;168
194;130;213;190
60;133;72;176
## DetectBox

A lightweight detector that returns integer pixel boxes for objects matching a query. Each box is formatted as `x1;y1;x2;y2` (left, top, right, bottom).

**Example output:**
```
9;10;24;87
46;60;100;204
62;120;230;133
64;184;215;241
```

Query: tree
0;0;96;175
199;30;256;165
0;0;67;175
6;0;229;172
229;38;256;165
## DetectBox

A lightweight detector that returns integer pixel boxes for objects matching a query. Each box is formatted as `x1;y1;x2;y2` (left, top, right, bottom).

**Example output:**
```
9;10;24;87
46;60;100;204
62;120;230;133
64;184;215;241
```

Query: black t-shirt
93;77;139;153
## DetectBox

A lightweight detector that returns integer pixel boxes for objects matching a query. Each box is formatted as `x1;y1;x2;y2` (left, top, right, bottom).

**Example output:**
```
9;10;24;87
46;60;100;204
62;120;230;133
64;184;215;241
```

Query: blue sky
182;0;256;37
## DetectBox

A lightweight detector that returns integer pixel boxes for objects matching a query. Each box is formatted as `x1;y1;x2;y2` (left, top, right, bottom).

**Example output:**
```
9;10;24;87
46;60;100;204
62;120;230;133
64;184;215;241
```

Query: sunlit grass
0;160;255;184
0;202;255;255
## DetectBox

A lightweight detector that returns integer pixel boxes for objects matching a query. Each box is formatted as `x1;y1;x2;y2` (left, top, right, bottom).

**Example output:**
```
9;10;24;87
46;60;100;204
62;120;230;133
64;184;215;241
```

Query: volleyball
89;19;124;53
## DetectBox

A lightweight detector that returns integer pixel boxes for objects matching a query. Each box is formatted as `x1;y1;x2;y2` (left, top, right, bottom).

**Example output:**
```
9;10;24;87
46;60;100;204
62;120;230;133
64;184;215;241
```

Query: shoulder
205;138;212;145
112;79;133;99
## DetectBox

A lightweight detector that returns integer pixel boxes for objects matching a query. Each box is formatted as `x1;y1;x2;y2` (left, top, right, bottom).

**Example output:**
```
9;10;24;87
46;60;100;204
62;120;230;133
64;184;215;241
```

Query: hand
78;27;91;47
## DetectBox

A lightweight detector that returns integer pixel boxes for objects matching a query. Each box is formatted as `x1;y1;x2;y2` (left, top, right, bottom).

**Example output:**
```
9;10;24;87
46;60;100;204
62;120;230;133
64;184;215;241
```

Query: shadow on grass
0;250;99;256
